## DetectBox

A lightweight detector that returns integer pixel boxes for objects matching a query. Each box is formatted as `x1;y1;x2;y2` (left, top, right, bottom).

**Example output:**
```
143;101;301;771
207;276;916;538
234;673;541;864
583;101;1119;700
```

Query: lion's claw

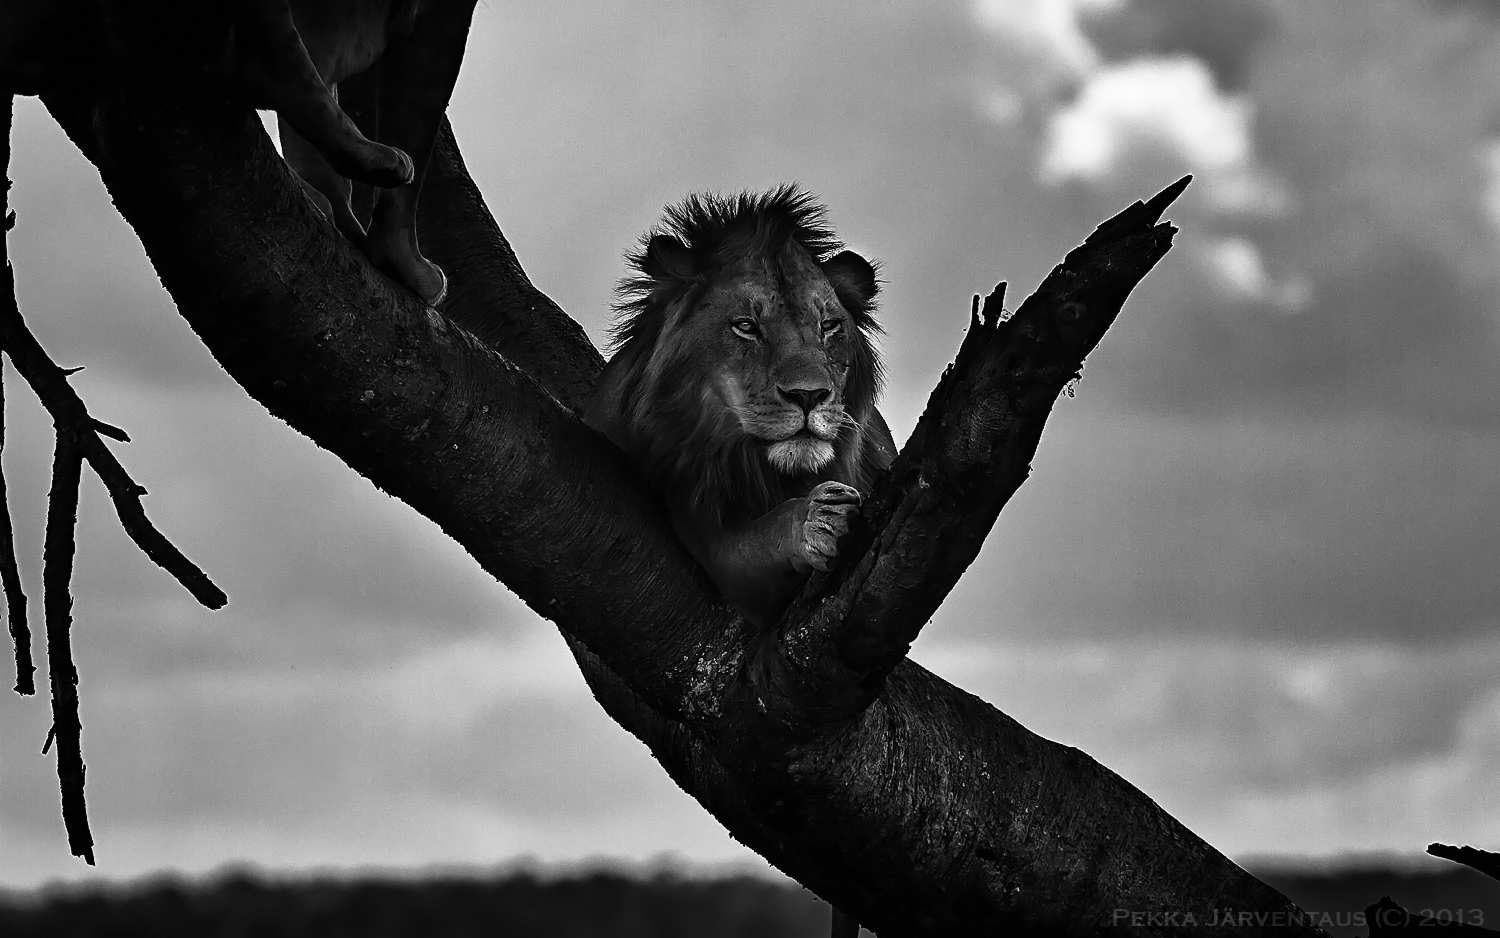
797;481;862;571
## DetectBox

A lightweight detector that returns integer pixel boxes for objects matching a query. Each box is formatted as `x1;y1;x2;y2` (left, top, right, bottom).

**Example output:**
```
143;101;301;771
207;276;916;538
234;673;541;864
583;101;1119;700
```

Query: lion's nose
778;386;831;415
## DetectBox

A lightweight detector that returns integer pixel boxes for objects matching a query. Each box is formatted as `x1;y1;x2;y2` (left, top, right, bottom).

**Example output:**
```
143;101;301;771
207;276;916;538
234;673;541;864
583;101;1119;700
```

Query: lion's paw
795;481;862;572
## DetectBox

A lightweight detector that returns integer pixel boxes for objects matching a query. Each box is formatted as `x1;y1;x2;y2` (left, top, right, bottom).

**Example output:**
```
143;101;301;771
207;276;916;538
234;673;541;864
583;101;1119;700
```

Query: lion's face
588;186;885;522
679;246;867;475
619;233;878;482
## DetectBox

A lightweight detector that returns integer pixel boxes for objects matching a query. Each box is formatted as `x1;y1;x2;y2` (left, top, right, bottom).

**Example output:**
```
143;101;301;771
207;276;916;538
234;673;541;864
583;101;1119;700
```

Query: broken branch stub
1428;843;1500;884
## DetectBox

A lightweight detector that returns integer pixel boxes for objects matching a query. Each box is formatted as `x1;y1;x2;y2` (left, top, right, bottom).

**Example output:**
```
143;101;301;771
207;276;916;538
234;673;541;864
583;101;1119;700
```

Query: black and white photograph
2;1;1498;935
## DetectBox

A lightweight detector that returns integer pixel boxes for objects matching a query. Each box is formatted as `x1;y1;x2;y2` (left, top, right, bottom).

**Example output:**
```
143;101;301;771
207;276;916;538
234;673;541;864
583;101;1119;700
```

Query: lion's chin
765;436;836;475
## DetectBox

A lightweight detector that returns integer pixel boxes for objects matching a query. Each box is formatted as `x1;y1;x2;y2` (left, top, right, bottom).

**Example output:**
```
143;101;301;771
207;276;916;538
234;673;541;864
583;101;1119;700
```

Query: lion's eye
731;318;759;338
821;318;844;337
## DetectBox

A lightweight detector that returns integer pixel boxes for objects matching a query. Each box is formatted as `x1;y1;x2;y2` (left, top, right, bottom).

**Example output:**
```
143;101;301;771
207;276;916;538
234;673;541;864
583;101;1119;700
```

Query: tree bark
29;56;1327;935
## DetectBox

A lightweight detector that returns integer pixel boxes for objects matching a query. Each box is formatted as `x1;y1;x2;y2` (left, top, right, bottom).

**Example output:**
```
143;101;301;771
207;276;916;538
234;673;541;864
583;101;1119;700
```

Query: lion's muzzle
762;401;844;474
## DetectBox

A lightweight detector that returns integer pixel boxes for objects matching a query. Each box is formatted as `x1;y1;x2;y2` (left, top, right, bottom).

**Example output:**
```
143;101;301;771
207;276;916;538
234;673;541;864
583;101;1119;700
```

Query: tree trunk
26;49;1326;936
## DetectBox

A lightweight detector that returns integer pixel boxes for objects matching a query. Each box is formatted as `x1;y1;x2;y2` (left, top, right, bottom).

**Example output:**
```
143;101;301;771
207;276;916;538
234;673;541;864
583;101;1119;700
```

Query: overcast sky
3;0;1499;890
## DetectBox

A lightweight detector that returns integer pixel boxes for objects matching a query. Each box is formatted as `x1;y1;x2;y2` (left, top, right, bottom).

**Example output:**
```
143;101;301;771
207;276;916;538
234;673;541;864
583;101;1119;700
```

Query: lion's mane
597;185;890;527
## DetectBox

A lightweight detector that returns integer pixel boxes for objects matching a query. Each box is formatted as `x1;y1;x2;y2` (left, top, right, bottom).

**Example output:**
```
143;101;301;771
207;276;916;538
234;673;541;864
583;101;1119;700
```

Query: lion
586;186;896;628
1;0;476;306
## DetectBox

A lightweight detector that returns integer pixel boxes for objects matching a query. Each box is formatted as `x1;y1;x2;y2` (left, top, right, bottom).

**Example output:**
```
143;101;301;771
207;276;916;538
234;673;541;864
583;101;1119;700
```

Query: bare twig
90;417;130;442
0;288;227;610
43;431;93;864
0;360;31;695
1;94;35;696
1428;843;1500;884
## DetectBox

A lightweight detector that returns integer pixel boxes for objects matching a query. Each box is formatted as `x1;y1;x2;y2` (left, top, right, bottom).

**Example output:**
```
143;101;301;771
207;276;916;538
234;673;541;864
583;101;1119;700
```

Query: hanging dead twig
42;430;92;864
0;95;33;696
0;362;31;695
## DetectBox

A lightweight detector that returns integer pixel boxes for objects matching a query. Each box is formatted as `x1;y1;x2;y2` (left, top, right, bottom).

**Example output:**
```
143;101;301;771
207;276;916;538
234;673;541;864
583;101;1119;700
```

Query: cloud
1039;56;1249;182
912;633;1500;856
1;629;761;889
1198;236;1309;310
1248;0;1500;283
994;0;1500;425
971;1;1284;215
1481;140;1500;238
930;403;1500;643
1078;0;1276;92
1036;55;1280;217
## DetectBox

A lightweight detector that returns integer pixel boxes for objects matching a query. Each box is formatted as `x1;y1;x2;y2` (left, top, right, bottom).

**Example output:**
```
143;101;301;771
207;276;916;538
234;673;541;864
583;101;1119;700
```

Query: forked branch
0;286;228;610
754;177;1191;727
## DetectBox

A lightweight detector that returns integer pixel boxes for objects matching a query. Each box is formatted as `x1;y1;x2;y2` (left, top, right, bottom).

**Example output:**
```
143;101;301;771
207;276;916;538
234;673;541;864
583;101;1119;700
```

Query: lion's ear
642;235;698;282
823;250;880;311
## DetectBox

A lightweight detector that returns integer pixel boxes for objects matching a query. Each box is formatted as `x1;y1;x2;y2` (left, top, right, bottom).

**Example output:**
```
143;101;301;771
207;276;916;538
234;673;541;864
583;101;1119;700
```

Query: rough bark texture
25;44;1330;933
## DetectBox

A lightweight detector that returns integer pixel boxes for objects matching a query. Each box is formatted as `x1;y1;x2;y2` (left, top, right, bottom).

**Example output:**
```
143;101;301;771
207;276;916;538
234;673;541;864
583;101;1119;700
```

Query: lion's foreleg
675;481;861;627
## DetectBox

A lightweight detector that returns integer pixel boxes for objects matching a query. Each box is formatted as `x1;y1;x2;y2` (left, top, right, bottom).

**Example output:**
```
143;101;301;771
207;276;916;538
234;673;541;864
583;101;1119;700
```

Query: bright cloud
1202;236;1311;311
1039;55;1250;183
971;0;1127;127
1482;139;1500;246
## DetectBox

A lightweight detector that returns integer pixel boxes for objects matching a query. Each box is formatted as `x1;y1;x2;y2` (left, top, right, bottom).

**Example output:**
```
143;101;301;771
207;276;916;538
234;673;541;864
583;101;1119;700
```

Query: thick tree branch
1428;843;1500;884
40;64;1324;934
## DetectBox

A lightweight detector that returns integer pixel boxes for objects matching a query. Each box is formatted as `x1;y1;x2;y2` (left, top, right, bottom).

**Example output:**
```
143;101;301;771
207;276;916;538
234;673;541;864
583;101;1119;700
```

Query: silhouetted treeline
1258;866;1500;938
1;864;1496;937
0;870;832;938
